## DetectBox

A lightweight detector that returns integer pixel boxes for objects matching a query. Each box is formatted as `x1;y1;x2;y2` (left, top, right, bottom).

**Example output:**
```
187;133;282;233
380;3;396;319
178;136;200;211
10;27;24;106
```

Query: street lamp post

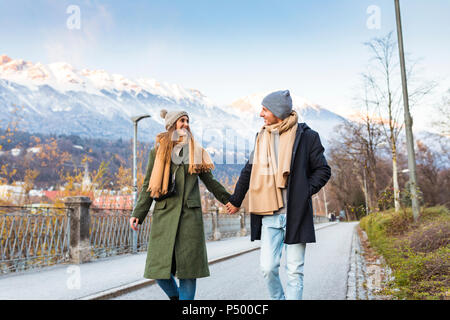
394;0;420;221
131;114;151;253
322;185;329;219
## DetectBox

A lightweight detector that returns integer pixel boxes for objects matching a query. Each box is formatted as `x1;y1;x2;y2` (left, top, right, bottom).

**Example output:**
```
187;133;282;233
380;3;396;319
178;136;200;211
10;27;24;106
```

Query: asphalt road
110;221;358;300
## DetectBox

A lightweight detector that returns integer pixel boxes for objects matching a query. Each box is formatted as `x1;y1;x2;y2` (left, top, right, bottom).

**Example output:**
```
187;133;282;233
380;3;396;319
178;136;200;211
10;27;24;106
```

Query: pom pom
160;109;168;119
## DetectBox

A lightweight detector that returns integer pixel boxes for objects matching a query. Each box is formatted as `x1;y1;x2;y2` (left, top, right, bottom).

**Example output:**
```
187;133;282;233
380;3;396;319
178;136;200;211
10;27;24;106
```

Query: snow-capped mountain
0;55;345;162
0;55;215;108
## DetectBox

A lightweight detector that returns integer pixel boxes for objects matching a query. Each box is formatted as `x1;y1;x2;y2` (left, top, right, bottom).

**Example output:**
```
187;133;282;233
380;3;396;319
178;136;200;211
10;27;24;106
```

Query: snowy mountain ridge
0;54;345;159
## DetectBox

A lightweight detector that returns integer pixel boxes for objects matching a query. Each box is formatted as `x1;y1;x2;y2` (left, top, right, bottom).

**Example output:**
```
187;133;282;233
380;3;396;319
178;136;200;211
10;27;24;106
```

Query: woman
129;109;231;300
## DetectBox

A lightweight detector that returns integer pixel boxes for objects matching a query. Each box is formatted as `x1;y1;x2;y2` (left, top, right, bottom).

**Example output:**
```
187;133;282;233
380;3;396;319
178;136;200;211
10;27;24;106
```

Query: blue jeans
156;274;197;300
260;213;306;300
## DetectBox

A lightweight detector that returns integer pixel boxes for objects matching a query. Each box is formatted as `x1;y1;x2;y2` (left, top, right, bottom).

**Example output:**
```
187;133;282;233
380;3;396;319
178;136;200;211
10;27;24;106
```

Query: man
226;90;331;300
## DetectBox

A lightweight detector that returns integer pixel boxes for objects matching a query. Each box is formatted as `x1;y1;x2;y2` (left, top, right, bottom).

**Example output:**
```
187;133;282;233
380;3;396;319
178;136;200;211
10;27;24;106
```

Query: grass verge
359;206;449;300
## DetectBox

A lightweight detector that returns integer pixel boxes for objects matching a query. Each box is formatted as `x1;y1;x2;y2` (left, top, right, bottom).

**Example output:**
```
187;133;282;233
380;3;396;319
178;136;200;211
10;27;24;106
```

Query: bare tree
329;114;384;214
433;89;450;137
415;139;450;207
363;32;436;212
327;147;361;220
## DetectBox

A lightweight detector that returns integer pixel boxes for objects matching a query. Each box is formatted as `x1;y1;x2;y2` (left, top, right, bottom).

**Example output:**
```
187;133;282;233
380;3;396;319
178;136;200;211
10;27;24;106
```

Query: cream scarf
248;111;298;215
147;129;214;199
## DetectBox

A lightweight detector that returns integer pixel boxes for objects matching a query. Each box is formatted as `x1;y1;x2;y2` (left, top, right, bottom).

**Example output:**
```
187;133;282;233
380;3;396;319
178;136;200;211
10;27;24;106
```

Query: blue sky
1;0;449;122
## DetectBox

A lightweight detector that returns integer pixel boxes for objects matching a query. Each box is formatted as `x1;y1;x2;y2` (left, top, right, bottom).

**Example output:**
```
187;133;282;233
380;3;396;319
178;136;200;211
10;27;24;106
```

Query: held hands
129;217;139;231
225;202;240;214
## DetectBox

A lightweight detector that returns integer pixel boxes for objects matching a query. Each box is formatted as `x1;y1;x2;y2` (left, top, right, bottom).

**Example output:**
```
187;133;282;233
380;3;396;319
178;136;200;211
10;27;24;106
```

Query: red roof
43;190;64;201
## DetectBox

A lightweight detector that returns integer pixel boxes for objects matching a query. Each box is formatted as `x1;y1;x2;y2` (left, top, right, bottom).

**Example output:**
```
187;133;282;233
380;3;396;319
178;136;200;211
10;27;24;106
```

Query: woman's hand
129;217;139;231
225;202;240;214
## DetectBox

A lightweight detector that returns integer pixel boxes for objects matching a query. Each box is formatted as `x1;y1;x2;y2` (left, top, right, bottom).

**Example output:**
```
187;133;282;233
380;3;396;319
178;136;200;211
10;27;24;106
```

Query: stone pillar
64;196;92;264
210;205;221;241
239;209;247;237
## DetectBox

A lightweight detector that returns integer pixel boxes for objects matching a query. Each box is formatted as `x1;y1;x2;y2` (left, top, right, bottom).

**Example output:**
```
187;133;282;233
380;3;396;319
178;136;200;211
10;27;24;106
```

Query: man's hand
225;202;240;214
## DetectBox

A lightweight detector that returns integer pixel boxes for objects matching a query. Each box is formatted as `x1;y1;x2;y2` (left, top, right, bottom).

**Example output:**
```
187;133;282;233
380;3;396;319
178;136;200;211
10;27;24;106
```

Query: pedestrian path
0;222;338;300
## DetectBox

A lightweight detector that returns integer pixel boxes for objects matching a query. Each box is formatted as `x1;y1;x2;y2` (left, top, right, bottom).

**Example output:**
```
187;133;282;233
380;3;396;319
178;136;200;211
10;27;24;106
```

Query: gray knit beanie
261;90;293;120
160;109;189;130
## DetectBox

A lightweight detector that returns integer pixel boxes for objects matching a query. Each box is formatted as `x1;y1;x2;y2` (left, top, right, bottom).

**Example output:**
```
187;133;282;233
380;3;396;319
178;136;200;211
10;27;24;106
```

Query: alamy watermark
366;265;382;290
367;5;381;30
66;5;81;30
66;265;81;290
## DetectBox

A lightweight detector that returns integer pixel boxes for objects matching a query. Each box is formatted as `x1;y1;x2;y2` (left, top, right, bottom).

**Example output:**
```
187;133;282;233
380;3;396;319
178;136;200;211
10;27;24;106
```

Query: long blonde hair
154;124;185;164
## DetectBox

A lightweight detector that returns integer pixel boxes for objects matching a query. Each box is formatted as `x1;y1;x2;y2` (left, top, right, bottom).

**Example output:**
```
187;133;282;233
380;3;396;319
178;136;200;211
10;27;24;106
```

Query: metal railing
204;210;249;240
90;208;151;259
0;197;249;275
0;205;71;274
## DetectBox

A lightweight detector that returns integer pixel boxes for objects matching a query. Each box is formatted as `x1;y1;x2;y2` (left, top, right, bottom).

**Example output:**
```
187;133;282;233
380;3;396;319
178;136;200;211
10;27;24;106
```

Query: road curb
314;222;339;231
77;246;261;300
346;224;368;300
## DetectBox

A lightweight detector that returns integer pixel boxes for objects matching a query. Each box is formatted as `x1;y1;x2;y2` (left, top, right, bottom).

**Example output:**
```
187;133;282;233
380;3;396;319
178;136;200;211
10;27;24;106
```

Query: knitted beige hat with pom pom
160;109;189;130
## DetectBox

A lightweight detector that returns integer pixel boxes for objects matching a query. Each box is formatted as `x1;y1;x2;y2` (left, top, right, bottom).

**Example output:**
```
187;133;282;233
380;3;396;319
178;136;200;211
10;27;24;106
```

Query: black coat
229;123;331;244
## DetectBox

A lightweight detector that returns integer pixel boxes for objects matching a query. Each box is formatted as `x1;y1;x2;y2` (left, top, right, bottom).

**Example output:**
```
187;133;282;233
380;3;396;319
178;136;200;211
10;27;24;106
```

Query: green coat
131;148;231;280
